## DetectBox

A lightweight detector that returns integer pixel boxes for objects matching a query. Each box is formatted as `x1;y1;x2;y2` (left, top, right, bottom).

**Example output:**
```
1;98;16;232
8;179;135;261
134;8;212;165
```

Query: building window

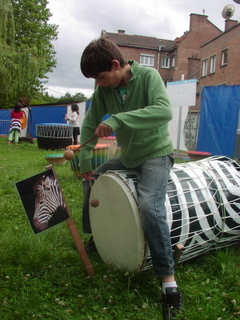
202;59;208;77
209;55;216;74
140;54;154;66
172;56;176;68
221;49;228;66
162;57;170;68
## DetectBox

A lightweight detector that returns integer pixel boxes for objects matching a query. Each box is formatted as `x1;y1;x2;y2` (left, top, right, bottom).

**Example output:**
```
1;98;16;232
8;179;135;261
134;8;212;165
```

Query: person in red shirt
8;103;24;145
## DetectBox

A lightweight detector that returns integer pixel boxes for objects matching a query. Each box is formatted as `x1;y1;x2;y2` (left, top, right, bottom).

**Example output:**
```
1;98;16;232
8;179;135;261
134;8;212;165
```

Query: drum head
89;172;145;271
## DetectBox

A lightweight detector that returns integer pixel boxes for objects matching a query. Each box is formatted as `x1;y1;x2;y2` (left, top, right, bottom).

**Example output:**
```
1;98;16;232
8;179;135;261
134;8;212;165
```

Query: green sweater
79;60;173;173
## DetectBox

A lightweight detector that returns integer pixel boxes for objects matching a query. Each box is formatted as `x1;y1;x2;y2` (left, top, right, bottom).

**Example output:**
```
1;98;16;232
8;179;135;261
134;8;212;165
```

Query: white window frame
221;49;228;66
209;55;216;74
172;55;176;68
202;59;208;77
161;56;170;68
140;54;154;67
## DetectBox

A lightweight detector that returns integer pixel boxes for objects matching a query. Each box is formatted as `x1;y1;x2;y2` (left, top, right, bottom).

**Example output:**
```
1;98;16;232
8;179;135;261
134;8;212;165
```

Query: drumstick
64;135;97;160
75;135;97;151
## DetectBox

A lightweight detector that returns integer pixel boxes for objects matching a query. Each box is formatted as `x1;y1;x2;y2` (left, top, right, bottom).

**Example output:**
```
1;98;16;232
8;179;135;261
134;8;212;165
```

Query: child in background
8;103;24;145
65;103;80;145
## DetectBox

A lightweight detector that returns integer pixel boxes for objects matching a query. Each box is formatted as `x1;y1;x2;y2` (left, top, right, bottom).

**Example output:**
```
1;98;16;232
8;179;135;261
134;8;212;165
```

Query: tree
12;0;58;79
0;0;58;107
57;92;87;104
0;0;18;107
29;91;58;105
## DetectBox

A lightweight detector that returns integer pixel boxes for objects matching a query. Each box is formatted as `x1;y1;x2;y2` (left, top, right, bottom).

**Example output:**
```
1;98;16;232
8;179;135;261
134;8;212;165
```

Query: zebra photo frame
16;168;70;234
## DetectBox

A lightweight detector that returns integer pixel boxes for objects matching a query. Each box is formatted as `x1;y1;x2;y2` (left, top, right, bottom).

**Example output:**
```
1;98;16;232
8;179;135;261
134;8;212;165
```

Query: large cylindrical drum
89;156;240;271
36;123;73;150
67;143;110;178
97;136;117;158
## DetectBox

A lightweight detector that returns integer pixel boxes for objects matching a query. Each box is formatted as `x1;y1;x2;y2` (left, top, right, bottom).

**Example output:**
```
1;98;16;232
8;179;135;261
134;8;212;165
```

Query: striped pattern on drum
162;156;240;265
36;123;73;138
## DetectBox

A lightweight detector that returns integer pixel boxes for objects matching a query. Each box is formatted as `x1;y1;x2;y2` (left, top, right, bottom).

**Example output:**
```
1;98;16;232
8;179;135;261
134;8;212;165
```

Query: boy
79;37;182;320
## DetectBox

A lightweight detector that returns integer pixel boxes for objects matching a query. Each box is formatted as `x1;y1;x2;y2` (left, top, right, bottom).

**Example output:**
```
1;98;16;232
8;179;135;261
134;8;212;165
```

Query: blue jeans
82;155;175;276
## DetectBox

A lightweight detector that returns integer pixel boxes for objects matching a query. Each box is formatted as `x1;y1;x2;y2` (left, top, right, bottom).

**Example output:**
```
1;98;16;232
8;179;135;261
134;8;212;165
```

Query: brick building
200;19;240;87
101;13;240;150
101;13;240;102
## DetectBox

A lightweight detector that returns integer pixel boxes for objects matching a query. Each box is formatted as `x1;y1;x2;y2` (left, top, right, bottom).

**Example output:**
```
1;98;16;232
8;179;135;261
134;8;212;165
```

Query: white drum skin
89;172;146;271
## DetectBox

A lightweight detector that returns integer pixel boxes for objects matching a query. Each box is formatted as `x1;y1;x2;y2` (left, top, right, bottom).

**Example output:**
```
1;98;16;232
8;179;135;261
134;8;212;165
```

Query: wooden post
45;165;95;276
67;218;95;276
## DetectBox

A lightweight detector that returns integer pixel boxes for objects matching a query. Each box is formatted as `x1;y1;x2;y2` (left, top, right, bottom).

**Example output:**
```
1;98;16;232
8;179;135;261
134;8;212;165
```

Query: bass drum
89;157;240;271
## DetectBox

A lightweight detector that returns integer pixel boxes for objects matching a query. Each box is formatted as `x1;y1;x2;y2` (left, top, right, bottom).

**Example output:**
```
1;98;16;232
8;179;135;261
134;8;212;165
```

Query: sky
45;0;240;99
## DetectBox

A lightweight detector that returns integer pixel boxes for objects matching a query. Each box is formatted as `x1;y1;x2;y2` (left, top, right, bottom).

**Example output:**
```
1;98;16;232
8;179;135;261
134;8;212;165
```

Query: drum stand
173;243;185;268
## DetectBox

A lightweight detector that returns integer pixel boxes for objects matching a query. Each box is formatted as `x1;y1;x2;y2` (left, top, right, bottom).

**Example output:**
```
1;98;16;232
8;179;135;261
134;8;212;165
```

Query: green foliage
0;0;58;107
0;138;239;319
56;92;88;104
28;91;88;106
12;0;58;77
0;0;15;45
30;91;59;105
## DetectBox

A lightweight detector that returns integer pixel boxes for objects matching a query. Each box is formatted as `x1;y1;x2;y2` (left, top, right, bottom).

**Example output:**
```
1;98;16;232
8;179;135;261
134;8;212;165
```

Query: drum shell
44;154;67;165
36;123;73;150
89;157;240;272
97;137;117;158
67;143;110;178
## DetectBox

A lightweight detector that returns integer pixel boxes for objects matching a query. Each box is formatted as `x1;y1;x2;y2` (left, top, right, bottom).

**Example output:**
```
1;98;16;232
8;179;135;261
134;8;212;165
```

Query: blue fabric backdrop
197;85;240;157
29;106;67;137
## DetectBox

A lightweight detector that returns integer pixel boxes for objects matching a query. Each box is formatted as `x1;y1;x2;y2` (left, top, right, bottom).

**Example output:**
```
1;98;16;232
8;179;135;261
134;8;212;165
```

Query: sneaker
162;287;183;320
85;236;97;253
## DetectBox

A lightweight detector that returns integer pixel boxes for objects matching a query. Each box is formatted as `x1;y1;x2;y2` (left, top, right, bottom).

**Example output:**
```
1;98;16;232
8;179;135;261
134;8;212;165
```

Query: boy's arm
103;68;172;132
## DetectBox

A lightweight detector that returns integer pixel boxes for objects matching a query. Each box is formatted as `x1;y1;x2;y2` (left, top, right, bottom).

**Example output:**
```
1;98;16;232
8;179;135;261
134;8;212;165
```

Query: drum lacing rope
200;158;240;246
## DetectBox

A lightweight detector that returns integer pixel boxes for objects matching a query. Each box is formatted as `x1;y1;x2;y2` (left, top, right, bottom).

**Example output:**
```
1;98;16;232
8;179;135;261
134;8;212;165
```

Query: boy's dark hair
80;37;126;78
71;103;79;114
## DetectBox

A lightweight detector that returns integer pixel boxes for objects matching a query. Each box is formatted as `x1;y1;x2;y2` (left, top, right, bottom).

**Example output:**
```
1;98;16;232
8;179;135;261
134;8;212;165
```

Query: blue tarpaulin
0;106;67;137
0;101;91;137
197;85;240;157
29;106;67;137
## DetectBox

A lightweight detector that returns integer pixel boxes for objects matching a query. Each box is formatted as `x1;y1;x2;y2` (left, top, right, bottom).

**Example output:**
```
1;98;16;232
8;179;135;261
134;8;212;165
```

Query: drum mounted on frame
89;156;240;272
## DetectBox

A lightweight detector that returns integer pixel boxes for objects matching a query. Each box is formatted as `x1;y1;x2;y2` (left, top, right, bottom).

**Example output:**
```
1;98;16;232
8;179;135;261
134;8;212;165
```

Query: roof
201;21;240;47
102;30;176;51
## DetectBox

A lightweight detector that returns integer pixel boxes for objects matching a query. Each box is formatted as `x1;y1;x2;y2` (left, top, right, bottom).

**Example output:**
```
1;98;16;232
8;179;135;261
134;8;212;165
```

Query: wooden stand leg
44;165;95;276
67;218;95;276
173;243;185;268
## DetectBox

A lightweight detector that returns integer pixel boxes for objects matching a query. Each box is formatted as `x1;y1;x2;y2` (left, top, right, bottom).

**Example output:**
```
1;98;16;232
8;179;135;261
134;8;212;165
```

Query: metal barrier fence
0;120;10;135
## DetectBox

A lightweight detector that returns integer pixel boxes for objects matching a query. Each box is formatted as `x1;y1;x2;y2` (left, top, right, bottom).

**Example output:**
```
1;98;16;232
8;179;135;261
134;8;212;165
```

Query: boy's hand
82;171;95;181
95;123;113;137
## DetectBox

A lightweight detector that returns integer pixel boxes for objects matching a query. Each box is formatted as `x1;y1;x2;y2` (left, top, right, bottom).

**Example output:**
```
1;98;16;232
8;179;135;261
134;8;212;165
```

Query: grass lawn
0;137;239;319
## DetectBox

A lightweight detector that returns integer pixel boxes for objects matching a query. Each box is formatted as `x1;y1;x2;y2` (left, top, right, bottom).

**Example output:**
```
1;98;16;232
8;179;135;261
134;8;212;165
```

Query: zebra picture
16;169;69;234
33;173;69;232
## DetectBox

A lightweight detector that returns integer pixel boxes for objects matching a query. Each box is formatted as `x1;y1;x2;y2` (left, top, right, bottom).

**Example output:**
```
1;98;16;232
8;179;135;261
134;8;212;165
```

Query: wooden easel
46;165;95;276
66;218;95;276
